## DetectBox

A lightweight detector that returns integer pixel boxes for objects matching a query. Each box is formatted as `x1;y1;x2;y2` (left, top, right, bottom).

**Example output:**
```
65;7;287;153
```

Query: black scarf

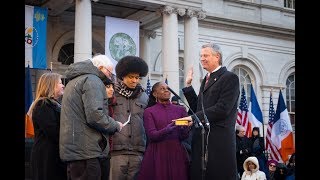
115;81;143;99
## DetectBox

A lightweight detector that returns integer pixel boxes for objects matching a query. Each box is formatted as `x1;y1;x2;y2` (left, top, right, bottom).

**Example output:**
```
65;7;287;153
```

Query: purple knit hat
267;159;278;166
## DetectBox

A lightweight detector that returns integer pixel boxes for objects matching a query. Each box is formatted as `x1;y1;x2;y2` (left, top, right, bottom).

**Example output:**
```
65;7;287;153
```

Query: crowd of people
235;124;295;179
27;43;295;180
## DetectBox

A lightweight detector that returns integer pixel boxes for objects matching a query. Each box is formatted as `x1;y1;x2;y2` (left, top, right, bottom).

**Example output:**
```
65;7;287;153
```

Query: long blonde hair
27;72;62;117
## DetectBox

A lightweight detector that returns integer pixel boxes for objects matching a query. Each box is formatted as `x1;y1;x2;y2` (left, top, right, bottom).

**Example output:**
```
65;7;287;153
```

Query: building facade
25;0;295;141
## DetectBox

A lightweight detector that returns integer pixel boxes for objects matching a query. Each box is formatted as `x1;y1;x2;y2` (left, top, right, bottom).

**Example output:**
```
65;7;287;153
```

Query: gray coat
110;82;149;156
59;60;119;162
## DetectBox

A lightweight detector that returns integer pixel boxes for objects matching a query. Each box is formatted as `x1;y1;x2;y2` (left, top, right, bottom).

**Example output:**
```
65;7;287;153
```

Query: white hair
236;124;245;131
91;54;114;68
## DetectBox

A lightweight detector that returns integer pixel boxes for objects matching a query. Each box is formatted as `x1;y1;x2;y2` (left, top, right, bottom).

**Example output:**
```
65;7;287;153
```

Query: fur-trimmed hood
243;156;260;172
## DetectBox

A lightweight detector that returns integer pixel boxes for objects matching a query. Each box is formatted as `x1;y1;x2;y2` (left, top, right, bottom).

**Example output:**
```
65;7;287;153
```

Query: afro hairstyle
115;56;148;80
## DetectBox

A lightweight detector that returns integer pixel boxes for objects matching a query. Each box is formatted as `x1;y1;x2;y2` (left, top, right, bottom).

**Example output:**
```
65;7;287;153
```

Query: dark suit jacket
182;66;240;180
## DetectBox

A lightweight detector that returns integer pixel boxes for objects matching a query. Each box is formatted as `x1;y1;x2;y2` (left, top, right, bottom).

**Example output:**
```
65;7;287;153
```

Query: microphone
167;87;203;129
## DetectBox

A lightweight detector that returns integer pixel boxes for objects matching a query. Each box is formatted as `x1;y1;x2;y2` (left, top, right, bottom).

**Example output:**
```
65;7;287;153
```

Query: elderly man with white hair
60;54;124;180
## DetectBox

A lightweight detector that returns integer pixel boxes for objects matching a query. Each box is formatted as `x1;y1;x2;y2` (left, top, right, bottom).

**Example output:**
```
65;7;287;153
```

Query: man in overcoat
181;42;240;180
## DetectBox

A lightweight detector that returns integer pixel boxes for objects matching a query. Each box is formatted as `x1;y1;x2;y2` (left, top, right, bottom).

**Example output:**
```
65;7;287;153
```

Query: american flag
146;76;151;96
237;86;251;137
266;91;283;162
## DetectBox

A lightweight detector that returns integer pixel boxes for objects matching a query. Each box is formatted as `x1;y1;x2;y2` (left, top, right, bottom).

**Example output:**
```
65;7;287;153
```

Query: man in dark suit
180;43;240;180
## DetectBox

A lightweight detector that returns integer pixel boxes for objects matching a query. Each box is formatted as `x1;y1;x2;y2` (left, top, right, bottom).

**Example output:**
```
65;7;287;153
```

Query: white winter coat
241;156;267;180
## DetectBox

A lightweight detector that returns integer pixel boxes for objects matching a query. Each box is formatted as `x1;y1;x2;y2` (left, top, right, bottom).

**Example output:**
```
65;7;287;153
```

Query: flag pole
265;88;273;160
260;84;264;145
50;61;53;71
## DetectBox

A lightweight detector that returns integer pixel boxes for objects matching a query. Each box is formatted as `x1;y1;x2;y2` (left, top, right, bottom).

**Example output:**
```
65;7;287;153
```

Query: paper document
123;113;131;126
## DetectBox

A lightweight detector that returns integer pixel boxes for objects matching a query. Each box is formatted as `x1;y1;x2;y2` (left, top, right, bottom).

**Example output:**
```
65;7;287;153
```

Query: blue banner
25;5;47;69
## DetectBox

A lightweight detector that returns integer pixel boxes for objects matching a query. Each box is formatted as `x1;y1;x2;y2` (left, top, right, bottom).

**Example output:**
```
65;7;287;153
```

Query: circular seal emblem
274;118;289;136
25;27;39;48
109;32;136;61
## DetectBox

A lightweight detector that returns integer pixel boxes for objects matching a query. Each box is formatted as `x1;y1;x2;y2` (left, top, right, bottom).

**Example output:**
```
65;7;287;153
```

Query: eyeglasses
106;68;116;82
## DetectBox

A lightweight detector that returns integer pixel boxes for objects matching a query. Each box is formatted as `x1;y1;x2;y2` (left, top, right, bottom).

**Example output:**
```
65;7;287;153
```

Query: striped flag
146;76;151;96
25;66;33;114
248;84;263;133
271;90;295;162
25;5;48;69
266;91;283;162
25;66;34;138
237;86;251;137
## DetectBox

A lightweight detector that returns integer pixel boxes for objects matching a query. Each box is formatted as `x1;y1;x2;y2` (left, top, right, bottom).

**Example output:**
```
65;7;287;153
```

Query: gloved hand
165;122;177;132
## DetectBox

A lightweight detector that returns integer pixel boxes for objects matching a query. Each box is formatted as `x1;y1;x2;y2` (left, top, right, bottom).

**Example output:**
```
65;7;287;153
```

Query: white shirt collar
210;65;222;73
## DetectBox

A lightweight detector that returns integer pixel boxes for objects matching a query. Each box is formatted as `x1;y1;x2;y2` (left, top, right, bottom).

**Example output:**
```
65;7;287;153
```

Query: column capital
161;6;177;15
197;11;206;20
140;29;157;39
176;8;186;17
186;9;197;18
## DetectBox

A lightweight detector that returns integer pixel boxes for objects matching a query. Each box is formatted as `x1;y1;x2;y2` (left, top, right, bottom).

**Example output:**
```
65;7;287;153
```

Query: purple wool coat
137;102;190;180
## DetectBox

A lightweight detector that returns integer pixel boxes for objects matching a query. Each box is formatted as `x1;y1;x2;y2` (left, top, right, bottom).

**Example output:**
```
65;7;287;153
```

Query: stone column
184;9;200;92
161;6;179;93
140;29;156;87
185;10;206;92
74;0;92;62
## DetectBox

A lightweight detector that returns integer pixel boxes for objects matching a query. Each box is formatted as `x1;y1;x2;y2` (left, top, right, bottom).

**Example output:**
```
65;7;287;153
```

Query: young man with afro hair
109;55;149;180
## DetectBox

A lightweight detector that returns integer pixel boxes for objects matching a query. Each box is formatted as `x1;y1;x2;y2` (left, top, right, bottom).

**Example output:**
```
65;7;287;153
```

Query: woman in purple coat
137;82;190;180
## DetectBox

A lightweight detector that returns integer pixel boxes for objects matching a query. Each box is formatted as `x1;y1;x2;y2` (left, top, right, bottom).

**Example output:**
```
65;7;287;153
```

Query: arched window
286;73;295;128
58;43;74;65
232;66;252;103
58;43;96;66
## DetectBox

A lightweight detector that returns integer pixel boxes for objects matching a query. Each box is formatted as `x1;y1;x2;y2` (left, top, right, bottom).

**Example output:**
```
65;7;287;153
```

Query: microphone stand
201;92;210;180
167;87;206;180
179;97;206;180
201;124;206;180
177;96;207;180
